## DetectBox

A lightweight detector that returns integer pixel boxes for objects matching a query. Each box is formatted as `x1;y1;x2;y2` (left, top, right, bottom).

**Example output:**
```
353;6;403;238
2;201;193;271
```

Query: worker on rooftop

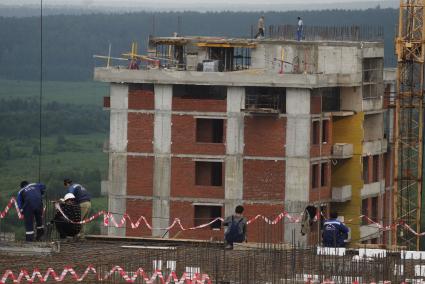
51;193;81;239
223;205;247;249
322;211;349;247
17;181;46;241
255;16;265;39
297;16;304;41
63;178;91;238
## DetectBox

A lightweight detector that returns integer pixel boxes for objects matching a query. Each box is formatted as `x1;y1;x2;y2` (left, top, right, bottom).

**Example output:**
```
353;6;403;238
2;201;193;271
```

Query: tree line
0;8;398;82
0;98;108;138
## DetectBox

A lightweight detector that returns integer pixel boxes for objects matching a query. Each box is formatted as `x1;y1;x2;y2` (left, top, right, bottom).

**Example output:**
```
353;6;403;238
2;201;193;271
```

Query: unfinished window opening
194;205;222;229
196;119;224;143
373;155;380;183
362;58;383;99
204;47;251;72
363;156;369;183
245;87;286;113
312;121;320;145
173;85;226;100
322;120;329;144
129;84;154;92
311;164;319;189
195;161;223;186
320;162;328;187
323;88;340;111
155;44;186;69
371;196;378;222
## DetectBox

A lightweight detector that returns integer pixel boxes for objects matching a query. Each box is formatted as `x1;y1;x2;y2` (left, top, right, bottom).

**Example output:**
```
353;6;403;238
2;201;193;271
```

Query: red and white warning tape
0;265;211;284
0;197;424;236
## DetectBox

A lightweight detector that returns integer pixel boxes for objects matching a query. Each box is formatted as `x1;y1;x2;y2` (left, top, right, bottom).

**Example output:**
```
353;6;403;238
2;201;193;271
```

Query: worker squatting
16;178;91;241
17;179;349;247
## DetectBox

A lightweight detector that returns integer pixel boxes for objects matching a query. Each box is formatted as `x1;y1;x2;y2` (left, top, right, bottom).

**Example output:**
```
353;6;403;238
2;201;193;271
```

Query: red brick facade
121;84;334;240
127;113;154;153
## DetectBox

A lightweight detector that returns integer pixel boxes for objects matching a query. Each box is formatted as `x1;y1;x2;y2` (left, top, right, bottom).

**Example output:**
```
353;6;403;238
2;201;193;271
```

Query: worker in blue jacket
64;178;91;237
17;181;46;241
322;211;349;247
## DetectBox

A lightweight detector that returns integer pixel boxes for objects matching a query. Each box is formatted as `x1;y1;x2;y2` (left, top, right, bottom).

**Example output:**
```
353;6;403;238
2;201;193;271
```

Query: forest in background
0;8;398;82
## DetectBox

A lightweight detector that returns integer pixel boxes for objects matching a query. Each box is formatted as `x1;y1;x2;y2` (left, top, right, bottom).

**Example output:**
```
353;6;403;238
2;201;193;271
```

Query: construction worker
223;205;247;249
17;181;46;241
52;193;81;239
63;178;91;237
322;211;349;247
297;16;304;41
255;16;265;39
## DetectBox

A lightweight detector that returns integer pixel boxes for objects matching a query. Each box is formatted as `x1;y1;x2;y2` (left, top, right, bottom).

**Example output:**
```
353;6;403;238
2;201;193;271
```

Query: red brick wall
103;96;110;108
168;201;224;240
243;204;285;243
128;90;154;110
127;113;154;153
171;115;225;155
310;162;332;202
243;160;285;200
126;199;152;237
127;156;154;196
244;117;286;157
310;96;322;114
172;98;226;112
171;158;225;199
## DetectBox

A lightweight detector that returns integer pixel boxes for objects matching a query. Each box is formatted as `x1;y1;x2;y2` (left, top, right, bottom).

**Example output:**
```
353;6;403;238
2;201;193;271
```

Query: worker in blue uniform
17;181;46;241
64;178;91;237
322;211;349;247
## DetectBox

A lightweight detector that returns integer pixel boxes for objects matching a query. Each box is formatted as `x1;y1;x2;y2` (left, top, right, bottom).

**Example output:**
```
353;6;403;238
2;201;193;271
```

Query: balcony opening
371;196;378;222
195;161;223;186
362;58;383;99
245;87;286;114
373;155;380;183
322;120;329;144
363;156;369;183
173;85;226;100
196;119;224;143
194;205;222;229
312;164;319;189
320;162;328;187
312;120;320;145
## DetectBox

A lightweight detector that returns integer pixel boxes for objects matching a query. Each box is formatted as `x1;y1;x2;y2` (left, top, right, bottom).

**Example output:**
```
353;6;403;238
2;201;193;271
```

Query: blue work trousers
23;206;44;241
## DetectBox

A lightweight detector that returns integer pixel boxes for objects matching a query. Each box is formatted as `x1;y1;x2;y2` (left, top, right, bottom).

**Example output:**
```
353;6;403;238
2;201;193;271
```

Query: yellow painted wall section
331;113;364;244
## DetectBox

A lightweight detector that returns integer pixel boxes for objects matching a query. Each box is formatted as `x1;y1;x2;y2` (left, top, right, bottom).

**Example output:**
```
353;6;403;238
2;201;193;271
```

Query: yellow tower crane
394;0;425;250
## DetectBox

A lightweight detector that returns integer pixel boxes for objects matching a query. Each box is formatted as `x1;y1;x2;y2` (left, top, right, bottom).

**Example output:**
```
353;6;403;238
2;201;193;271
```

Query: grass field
0;80;108;105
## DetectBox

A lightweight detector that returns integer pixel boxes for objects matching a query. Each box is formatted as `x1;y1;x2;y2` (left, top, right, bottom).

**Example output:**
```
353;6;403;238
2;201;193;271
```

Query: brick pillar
285;88;311;244
108;83;129;236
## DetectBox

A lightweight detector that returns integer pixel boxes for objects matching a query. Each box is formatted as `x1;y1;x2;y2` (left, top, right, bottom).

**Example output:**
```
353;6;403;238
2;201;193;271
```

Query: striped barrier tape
0;197;424;236
0;266;211;284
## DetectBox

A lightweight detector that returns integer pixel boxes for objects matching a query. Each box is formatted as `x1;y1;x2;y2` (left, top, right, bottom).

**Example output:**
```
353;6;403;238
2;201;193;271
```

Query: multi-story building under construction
95;35;394;245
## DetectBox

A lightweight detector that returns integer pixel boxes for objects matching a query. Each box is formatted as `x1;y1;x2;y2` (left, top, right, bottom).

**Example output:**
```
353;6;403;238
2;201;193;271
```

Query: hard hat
64;193;76;201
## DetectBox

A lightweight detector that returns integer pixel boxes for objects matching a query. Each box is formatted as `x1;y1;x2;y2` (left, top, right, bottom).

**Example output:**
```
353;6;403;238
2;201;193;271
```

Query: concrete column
152;84;172;237
225;87;245;217
108;83;128;236
285;88;311;244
